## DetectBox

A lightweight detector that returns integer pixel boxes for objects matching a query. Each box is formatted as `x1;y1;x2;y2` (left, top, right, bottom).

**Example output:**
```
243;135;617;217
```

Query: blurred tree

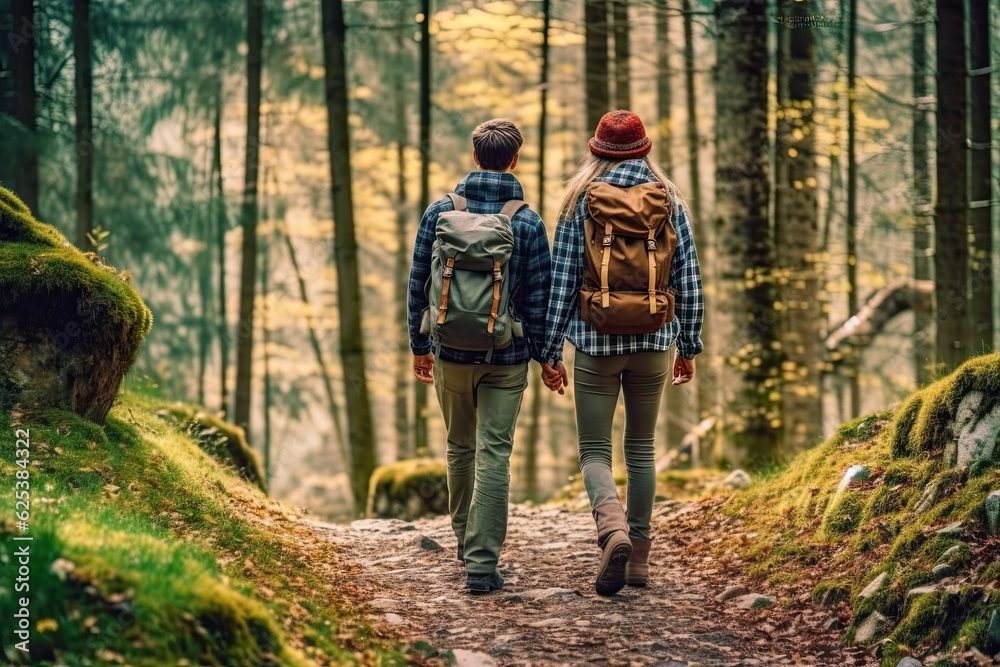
655;0;672;173
234;0;265;435
611;0;629;109
73;0;93;250
845;0;860;414
911;0;933;383
322;0;376;510
0;0;38;214
775;0;822;452
212;76;231;417
969;0;993;353
934;0;969;370
714;0;781;465
414;0;431;457
585;0;610;131
394;25;412;461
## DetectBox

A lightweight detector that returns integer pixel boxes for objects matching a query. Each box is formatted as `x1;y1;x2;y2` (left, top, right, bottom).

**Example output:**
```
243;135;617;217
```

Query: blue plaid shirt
541;159;704;363
408;171;552;365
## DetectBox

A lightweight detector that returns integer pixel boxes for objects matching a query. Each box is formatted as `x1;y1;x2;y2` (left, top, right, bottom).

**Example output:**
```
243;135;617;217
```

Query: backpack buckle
647;239;658;251
493;268;503;282
443;265;455;278
602;234;614;247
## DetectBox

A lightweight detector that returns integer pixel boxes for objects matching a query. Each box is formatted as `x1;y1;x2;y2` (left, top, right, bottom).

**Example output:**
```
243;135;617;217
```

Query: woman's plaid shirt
540;159;705;363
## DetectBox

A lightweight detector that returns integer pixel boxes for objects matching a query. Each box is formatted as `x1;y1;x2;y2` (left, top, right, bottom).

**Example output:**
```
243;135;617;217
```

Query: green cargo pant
435;359;528;574
574;350;671;543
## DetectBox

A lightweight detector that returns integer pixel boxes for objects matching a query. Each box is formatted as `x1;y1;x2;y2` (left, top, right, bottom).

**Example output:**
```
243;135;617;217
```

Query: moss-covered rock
159;404;267;493
728;353;1000;663
366;458;448;521
0;185;152;423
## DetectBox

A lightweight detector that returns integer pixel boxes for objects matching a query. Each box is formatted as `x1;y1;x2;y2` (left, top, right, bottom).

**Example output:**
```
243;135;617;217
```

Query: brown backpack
579;181;678;335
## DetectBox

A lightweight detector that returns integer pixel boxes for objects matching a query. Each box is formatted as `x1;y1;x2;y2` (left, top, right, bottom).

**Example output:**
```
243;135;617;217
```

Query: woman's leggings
574;350;671;541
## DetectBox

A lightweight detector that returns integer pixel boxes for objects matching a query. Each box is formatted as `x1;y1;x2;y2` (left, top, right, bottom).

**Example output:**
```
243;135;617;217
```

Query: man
407;119;552;594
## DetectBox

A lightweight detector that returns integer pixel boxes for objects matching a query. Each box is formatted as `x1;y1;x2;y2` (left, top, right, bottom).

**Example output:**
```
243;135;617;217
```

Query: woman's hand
672;355;695;385
541;361;568;395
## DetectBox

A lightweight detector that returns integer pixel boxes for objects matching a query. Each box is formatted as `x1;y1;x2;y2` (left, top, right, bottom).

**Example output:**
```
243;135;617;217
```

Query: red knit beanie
589;110;651;160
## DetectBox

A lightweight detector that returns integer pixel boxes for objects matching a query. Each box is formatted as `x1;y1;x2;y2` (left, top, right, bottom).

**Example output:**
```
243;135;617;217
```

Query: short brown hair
471;119;523;171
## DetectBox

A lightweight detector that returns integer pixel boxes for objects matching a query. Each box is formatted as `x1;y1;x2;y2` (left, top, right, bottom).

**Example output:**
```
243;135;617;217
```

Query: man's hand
672;355;695;386
541;361;569;395
413;353;435;384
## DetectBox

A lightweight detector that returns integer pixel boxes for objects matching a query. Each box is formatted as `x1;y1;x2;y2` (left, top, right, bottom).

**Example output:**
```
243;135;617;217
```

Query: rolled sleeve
668;200;704;359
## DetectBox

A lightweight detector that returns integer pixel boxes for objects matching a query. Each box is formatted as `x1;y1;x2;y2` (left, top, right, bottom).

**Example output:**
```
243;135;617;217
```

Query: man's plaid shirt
408;171;551;365
540;159;705;363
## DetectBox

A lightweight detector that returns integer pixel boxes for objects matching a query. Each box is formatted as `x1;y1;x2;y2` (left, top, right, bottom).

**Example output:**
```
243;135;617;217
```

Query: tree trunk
655;1;685;452
198;168;214;407
775;0;822;452
394;27;411;461
934;0;969;370
1;0;38;214
655;0;673;173
522;0;552;502
825;279;935;357
414;0;432;457
845;0;860;414
233;0;264;435
968;0;993;352
684;0;715;463
322;0;376;512
260;202;272;486
584;0;610;131
213;78;230;417
73;0;93;250
611;0;630;109
911;0;933;383
714;0;780;465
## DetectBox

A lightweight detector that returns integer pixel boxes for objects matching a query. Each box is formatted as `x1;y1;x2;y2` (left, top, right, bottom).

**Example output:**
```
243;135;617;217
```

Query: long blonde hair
557;154;680;220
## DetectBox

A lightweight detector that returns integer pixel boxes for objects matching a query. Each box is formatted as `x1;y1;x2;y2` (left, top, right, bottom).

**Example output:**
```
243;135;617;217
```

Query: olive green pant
434;360;528;574
574;350;671;543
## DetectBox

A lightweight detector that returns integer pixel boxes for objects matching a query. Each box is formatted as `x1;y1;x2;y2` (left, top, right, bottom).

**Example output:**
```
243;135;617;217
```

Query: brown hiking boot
626;539;651;586
595;530;632;596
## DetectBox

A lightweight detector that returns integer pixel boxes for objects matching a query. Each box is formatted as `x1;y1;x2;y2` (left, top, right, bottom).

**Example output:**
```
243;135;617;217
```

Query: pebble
452;648;498;667
936;544;966;563
986;491;1000;535
823;617;843;631
934;520;963;536
988;609;1000;645
854;611;888;644
419;535;442;551
528;617;569;628
722;469;751;489
733;594;775;610
858;572;887;598
383;613;404;625
837;465;870;492
538;541;571;550
716;585;749;602
896;658;922;667
518;587;581;601
931;563;956;579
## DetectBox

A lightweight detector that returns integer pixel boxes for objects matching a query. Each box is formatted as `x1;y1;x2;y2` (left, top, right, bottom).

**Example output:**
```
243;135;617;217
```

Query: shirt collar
455;171;525;203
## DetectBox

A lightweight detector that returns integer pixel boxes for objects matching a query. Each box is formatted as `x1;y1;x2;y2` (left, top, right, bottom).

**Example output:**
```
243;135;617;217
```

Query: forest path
309;502;876;667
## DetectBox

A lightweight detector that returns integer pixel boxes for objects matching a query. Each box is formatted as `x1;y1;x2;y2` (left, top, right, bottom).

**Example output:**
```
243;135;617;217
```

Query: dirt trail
310;502;876;667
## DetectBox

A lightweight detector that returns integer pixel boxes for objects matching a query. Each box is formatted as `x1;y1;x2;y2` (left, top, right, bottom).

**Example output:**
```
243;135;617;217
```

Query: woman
540;110;704;596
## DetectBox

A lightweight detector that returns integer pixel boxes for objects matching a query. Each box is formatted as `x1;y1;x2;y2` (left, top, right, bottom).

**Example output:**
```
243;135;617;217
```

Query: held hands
672;354;695;385
541;361;568;395
413;353;435;384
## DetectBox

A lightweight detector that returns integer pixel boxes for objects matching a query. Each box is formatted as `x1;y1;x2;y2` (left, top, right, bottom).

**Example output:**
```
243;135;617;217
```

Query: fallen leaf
36;619;58;632
204;514;217;525
103;484;120;493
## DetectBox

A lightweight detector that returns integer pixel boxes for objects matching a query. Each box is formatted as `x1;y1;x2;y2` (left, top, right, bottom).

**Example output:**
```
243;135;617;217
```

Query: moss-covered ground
0;383;430;666
717;353;1000;665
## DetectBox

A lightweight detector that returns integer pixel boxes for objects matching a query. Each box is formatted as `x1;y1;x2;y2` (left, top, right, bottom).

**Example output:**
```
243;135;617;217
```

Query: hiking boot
595;529;632;596
466;571;503;595
626;539;651;587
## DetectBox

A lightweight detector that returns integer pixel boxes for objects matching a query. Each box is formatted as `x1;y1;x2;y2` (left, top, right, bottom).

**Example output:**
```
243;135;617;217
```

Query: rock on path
309;503;875;666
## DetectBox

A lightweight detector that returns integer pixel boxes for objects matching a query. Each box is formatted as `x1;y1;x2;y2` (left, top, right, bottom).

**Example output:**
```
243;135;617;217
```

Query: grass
0;384;413;666
722;353;1000;664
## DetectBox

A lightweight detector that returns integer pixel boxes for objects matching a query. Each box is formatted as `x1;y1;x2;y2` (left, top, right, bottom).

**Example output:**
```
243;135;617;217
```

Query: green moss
822;490;867;535
0;185;64;246
367;458;448;520
163;404;267;492
0;390;409;665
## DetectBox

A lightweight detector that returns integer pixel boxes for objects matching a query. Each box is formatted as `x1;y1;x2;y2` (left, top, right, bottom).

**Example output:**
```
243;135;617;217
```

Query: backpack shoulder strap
447;193;468;211
499;199;528;220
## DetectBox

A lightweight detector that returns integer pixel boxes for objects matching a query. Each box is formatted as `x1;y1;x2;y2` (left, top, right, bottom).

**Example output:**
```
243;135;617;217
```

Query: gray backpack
421;194;526;359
